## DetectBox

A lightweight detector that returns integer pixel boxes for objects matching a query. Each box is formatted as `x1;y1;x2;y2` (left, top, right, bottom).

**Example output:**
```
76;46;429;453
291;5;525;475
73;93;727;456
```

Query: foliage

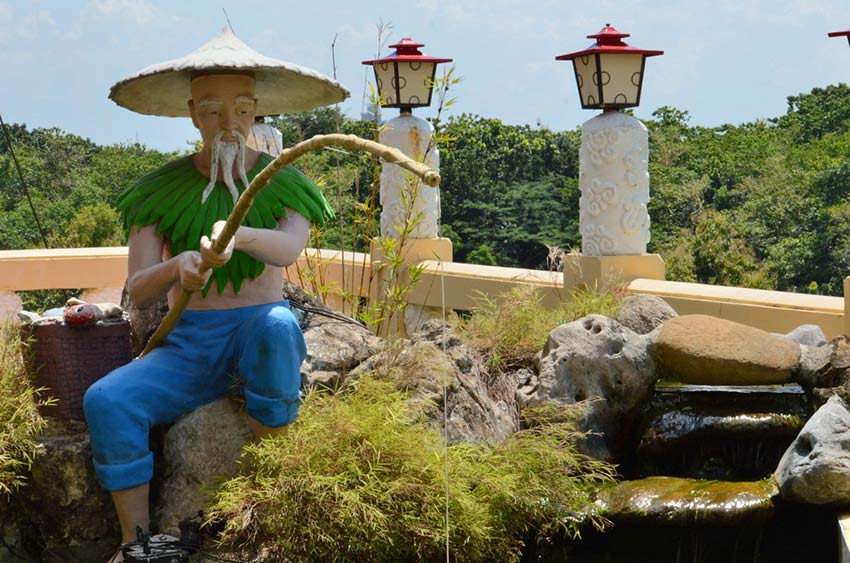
456;285;622;372
208;376;615;563
438;115;581;267
7;81;850;297
0;323;49;495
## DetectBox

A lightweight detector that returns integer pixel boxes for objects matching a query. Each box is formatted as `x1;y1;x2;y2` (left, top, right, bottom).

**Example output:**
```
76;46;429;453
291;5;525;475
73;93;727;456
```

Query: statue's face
189;74;257;149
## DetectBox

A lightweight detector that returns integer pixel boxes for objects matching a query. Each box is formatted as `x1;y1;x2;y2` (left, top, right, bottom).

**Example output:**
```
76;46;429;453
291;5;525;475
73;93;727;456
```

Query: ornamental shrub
208;377;614;562
0;322;49;495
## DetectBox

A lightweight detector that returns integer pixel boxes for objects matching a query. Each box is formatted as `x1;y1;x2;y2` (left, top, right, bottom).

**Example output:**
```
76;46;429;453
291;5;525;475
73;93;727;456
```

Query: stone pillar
565;110;664;290
379;113;440;239
579;111;650;255
247;120;284;156
373;112;451;336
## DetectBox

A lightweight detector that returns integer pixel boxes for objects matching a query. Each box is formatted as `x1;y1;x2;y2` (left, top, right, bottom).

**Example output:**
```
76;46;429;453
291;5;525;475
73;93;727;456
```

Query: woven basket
20;321;132;420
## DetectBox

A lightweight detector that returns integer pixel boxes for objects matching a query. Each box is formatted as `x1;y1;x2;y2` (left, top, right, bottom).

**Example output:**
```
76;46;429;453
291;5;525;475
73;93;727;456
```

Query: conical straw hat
109;28;349;117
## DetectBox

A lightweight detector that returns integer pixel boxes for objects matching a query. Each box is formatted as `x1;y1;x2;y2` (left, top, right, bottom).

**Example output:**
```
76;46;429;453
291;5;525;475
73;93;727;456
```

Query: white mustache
201;129;249;205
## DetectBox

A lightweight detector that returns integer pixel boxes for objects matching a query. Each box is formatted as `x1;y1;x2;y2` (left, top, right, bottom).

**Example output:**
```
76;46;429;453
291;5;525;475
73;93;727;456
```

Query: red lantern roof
555;24;663;61
362;37;453;65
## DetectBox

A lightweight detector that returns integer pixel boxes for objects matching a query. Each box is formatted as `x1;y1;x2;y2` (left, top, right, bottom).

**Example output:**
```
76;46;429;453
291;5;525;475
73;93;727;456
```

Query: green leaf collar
116;153;334;296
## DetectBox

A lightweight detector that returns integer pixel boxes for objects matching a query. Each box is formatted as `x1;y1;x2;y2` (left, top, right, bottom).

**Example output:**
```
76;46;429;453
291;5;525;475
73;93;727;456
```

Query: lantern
362;38;452;112
556;24;663;111
829;29;850;46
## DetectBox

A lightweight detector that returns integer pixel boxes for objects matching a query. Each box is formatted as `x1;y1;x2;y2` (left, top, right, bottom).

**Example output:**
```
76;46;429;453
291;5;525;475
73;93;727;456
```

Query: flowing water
523;382;837;562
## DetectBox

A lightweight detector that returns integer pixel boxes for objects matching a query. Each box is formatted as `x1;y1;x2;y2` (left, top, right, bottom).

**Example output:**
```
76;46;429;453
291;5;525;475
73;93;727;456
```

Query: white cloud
88;0;157;27
0;2;12;23
16;8;57;40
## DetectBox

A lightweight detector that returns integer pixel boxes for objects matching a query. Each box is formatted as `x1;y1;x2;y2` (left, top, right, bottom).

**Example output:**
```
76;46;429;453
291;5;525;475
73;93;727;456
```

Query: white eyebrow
198;99;224;108
235;96;255;105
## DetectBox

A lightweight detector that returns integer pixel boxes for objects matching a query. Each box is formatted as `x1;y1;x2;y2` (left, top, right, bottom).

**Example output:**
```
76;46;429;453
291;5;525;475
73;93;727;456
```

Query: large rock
11;419;118;562
154;398;252;536
121;281;168;357
774;395;850;505
353;321;516;445
597;476;777;527
655;315;800;385
784;324;828;348
290;282;384;391
301;319;384;390
794;343;833;390
519;315;657;462
615;294;677;335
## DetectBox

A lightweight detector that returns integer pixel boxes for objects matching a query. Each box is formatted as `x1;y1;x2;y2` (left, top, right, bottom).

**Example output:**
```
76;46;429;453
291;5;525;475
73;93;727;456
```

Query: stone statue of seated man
83;28;348;559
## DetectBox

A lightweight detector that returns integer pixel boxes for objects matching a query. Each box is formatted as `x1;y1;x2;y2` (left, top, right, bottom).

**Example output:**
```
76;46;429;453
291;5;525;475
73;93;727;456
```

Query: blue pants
83;300;306;491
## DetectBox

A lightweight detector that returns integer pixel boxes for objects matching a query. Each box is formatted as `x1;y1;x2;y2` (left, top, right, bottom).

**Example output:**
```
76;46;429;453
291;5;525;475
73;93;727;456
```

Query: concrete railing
1;246;848;339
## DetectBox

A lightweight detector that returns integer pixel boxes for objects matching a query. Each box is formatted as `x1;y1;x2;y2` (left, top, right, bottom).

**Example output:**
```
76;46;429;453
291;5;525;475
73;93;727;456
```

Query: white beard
201;129;250;205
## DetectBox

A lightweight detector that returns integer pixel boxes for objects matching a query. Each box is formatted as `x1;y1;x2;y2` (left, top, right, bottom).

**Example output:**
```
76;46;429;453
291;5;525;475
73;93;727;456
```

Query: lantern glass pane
396;61;437;107
373;62;397;106
573;55;599;108
598;53;644;107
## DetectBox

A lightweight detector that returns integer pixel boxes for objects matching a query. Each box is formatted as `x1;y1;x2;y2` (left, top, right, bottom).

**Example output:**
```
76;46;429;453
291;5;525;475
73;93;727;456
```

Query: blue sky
3;0;850;152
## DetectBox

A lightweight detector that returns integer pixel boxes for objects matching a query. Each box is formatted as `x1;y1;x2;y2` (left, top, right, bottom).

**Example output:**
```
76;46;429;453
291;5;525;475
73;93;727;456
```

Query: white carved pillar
579;111;650;256
379;113;440;239
376;113;449;335
247;120;284;156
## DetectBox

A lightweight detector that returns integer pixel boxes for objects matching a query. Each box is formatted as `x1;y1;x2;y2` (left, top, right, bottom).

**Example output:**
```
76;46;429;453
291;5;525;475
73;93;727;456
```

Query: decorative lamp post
556;24;663;261
362;38;453;334
362;38;452;240
363;37;453;114
828;29;850;46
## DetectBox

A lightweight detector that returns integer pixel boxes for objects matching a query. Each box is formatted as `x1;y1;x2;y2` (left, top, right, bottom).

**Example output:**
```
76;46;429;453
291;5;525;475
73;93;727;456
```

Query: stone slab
656;315;800;385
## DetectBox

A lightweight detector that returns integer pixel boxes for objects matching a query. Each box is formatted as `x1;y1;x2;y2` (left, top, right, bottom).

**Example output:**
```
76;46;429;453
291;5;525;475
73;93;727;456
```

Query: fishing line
0;113;49;248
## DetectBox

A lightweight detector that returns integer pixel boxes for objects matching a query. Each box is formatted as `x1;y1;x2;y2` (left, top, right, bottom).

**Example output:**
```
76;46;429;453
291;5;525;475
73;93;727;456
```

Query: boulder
121;281;168;357
12;419;118;562
519;315;657;462
301;319;384;390
818;336;850;388
793;343;833;390
289;282;385;391
353;321;516;445
597;476;777;527
774;395;850;505
0;518;22;563
784;324;828;348
615;294;677;335
154;398;252;536
795;336;850;407
655;315;800;385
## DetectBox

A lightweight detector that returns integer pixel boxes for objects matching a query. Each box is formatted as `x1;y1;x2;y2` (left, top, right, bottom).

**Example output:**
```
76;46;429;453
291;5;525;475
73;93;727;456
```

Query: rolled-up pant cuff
244;388;300;428
94;452;154;492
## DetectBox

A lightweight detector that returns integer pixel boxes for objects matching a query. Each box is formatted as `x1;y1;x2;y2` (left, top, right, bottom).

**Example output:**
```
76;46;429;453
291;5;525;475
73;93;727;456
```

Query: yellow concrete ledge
0;248;849;339
628;278;845;338
0;247;129;291
408;260;568;310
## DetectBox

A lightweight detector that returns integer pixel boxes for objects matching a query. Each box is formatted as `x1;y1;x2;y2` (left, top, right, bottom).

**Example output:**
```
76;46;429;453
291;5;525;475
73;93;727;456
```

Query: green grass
208;376;615;562
455;285;622;372
0;322;49;496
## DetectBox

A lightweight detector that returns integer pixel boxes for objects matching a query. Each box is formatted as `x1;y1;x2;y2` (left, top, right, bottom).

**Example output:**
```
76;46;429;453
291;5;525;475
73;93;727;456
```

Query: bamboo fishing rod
138;133;440;358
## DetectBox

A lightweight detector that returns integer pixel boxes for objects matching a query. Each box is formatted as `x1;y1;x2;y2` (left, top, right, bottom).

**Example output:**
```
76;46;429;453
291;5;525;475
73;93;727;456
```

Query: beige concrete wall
628;278;846;339
840;514;850;563
0;247;128;291
0;248;848;339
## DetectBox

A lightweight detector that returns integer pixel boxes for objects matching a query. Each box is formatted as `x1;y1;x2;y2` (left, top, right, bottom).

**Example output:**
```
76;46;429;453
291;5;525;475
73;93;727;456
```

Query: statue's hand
177;251;212;292
200;221;235;269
